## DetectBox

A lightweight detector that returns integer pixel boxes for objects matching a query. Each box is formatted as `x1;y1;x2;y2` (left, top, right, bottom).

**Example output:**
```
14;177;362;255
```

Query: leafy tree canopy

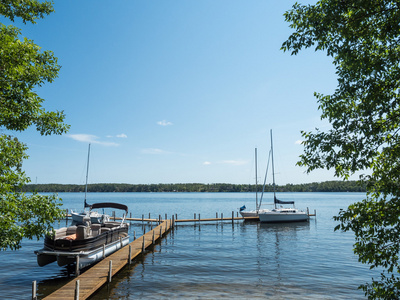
282;0;400;298
22;181;366;193
0;0;69;250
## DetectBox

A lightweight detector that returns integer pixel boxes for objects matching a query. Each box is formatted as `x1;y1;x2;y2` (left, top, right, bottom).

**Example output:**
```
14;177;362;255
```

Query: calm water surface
0;192;379;299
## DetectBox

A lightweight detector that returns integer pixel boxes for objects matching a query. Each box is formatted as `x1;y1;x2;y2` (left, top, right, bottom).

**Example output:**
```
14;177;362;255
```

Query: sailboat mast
84;143;91;207
255;148;258;212
270;130;277;209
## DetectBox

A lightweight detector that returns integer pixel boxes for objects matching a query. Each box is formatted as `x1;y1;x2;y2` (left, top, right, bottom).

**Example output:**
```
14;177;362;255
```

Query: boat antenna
84;143;91;208
270;129;277;209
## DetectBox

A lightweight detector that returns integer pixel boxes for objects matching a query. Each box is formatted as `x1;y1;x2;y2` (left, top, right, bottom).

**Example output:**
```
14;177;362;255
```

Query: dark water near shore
0;192;379;299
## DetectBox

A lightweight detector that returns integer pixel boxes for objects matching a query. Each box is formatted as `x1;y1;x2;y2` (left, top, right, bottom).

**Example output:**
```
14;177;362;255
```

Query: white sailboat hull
258;209;309;223
240;209;270;218
71;210;109;224
240;210;258;218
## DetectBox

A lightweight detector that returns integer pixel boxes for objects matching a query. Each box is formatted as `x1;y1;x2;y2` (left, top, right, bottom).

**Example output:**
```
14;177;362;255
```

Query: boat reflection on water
252;220;314;296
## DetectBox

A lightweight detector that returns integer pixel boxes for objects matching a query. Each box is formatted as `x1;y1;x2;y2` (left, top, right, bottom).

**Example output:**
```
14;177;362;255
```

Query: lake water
0;192;379;299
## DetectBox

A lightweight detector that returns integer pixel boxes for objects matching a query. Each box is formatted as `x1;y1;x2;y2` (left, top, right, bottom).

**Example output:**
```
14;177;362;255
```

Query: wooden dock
175;216;256;222
43;220;172;300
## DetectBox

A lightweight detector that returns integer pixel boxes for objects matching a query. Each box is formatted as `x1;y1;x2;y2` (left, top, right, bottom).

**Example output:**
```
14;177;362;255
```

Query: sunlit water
0;192;379;299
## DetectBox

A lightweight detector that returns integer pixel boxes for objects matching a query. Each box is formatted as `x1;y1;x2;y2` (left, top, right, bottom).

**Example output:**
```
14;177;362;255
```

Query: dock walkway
43;220;172;300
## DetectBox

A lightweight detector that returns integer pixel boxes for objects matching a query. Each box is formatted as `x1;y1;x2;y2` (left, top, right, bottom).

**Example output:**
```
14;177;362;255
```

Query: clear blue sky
6;0;360;185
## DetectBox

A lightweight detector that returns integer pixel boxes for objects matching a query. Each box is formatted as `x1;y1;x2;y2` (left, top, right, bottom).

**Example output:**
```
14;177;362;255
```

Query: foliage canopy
282;0;400;298
22;181;366;193
0;0;69;250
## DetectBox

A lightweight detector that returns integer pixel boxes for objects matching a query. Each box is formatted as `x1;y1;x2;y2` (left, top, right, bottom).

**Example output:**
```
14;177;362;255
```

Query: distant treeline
22;181;366;193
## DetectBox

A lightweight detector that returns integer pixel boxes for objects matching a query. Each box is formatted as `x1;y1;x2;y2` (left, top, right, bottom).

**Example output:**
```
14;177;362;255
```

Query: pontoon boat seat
76;225;87;240
100;227;111;233
91;224;101;236
104;221;121;229
66;225;77;235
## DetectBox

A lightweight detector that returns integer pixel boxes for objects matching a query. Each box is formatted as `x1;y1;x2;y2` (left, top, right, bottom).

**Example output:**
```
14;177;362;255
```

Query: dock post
149;213;151;220
159;215;161;224
108;260;112;283
32;280;37;300
175;213;177;220
66;209;68;221
152;230;155;244
172;215;175;228
74;280;79;300
314;209;316;216
160;226;162;238
198;213;201;222
194;213;196;219
75;256;80;276
165;213;167;221
142;214;144;222
113;211;116;221
232;211;234;224
128;245;132;265
134;230;136;240
221;213;223;220
142;236;145;253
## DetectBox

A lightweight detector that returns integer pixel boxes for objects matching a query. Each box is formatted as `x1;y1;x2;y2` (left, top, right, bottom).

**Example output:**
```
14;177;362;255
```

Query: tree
0;0;69;250
282;0;400;298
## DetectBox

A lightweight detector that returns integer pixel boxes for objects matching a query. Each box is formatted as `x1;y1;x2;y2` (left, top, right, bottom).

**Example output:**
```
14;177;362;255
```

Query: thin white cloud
106;133;127;138
220;160;248;166
157;120;173;126
141;148;167;154
67;134;119;147
203;161;211;165
295;140;303;145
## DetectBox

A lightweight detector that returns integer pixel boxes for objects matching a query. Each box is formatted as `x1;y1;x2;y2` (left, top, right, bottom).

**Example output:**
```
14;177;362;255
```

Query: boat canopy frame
90;202;128;213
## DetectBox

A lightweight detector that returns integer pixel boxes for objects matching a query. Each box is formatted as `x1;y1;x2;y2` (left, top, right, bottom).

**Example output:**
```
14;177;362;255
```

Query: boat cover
90;202;128;212
274;197;295;205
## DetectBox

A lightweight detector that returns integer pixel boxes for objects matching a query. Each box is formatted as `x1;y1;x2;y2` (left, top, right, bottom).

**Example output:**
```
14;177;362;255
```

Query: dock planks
43;220;172;300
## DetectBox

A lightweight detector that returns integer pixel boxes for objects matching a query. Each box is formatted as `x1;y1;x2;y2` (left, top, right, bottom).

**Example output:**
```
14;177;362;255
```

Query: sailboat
258;130;309;223
70;144;110;224
239;148;271;218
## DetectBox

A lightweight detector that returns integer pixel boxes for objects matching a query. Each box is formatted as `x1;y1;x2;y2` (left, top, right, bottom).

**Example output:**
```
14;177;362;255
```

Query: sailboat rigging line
259;148;272;210
270;129;277;209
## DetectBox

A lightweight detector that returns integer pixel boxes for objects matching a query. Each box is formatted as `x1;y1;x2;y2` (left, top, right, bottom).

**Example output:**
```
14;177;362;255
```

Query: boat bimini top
89;202;128;225
90;202;128;213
